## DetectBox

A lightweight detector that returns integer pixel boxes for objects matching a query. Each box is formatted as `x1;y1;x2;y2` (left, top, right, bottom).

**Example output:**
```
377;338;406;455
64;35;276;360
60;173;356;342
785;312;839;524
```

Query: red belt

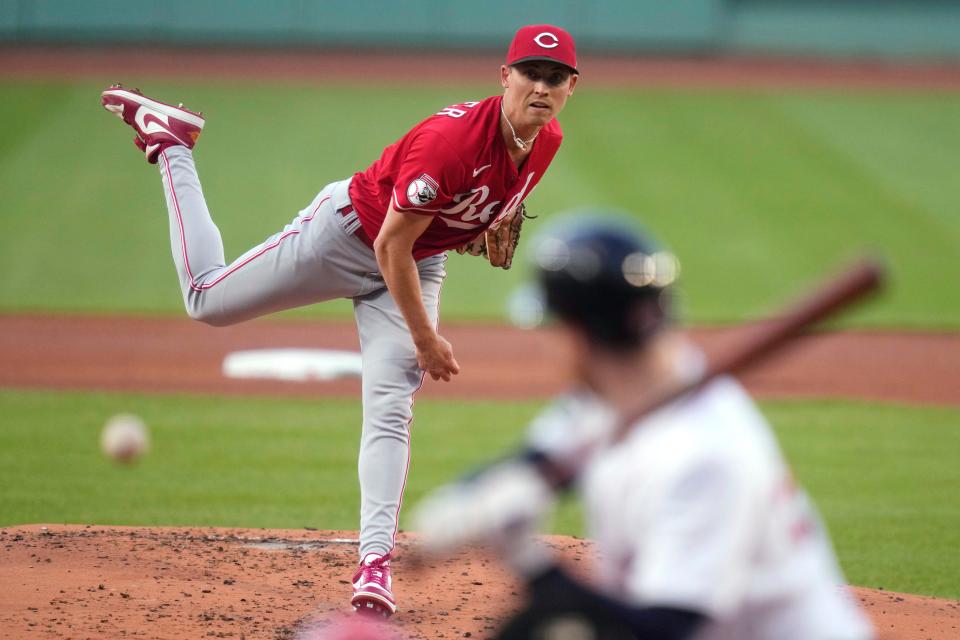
338;205;375;249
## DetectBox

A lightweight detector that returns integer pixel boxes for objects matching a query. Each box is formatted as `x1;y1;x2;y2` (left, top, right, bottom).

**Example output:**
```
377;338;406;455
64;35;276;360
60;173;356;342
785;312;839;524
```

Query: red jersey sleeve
390;130;468;214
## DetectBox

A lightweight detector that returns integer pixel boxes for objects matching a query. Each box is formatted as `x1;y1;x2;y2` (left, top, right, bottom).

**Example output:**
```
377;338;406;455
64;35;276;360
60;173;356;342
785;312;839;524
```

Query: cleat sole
101;89;205;129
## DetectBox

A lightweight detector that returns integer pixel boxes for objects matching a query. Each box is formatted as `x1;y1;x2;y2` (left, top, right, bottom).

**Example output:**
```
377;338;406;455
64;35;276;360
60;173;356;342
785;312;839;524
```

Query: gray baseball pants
157;146;446;559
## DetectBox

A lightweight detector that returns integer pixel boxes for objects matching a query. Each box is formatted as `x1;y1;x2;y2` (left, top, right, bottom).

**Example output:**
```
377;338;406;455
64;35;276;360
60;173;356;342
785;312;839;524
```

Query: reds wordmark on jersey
349;95;563;260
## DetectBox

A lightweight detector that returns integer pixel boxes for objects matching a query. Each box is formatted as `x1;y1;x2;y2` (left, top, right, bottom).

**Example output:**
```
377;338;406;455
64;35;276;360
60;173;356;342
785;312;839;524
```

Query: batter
100;24;579;617
414;215;875;639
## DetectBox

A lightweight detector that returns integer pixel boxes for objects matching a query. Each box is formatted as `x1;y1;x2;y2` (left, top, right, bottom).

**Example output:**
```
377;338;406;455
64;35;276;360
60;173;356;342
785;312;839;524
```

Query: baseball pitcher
414;213;876;640
100;25;579;618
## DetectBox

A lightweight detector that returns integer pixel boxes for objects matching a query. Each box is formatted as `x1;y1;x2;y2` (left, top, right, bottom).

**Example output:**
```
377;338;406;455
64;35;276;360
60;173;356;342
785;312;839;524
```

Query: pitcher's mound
0;525;955;639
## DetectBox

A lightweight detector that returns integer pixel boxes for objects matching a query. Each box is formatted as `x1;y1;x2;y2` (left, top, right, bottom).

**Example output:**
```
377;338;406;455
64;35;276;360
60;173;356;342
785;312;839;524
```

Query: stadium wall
0;0;957;60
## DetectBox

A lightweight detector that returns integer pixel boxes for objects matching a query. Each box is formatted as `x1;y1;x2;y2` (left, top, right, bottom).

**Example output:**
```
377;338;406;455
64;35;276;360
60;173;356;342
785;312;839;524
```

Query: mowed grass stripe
554;90;960;326
1;388;958;598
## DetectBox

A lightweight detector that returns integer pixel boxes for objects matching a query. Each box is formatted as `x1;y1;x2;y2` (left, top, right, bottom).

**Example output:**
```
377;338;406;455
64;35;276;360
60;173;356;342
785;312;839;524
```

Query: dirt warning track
1;314;957;407
2;46;960;91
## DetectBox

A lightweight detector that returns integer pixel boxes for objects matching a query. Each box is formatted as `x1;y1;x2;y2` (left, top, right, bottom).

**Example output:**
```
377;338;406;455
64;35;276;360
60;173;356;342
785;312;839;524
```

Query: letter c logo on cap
534;32;559;49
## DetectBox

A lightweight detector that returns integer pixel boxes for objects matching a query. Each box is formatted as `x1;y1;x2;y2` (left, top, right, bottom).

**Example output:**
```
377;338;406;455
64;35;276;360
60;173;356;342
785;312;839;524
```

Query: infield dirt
3;525;959;640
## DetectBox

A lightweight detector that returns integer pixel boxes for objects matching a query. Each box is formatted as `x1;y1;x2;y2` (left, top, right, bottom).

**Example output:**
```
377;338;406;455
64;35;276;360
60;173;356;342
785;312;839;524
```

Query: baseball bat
539;255;887;488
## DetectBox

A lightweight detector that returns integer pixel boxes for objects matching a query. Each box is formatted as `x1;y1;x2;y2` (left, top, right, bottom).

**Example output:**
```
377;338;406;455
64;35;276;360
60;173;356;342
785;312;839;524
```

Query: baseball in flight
100;413;150;463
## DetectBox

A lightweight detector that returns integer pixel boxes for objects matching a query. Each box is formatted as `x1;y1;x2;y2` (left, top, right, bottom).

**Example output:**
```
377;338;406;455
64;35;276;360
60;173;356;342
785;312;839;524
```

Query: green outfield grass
0;81;958;326
1;389;958;598
766;400;960;599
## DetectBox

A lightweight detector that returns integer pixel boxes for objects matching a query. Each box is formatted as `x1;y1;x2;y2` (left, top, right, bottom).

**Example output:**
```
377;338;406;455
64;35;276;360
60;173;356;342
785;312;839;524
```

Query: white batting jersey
527;378;873;640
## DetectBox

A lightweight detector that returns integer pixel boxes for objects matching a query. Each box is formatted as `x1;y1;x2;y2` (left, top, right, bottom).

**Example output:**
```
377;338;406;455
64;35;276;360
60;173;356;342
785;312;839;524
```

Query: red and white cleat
350;553;398;619
100;84;205;164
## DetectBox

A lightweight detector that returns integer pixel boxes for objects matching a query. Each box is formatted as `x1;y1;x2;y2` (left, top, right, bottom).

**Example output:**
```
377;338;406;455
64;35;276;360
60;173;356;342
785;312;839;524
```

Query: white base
222;349;363;382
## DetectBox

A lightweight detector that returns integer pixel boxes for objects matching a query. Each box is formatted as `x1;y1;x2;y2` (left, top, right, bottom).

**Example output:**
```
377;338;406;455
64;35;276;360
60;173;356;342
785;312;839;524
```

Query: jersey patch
406;174;439;206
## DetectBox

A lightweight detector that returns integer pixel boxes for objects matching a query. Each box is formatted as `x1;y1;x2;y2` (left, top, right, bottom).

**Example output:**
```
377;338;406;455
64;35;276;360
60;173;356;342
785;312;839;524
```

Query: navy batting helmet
513;212;679;349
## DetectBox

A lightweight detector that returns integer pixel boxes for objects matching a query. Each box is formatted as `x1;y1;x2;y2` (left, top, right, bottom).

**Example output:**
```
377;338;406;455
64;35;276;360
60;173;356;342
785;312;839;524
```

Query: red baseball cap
506;24;578;74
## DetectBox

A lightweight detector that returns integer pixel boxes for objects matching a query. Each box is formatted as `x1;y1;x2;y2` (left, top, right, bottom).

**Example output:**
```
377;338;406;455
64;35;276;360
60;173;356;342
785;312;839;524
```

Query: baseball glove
456;202;535;270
